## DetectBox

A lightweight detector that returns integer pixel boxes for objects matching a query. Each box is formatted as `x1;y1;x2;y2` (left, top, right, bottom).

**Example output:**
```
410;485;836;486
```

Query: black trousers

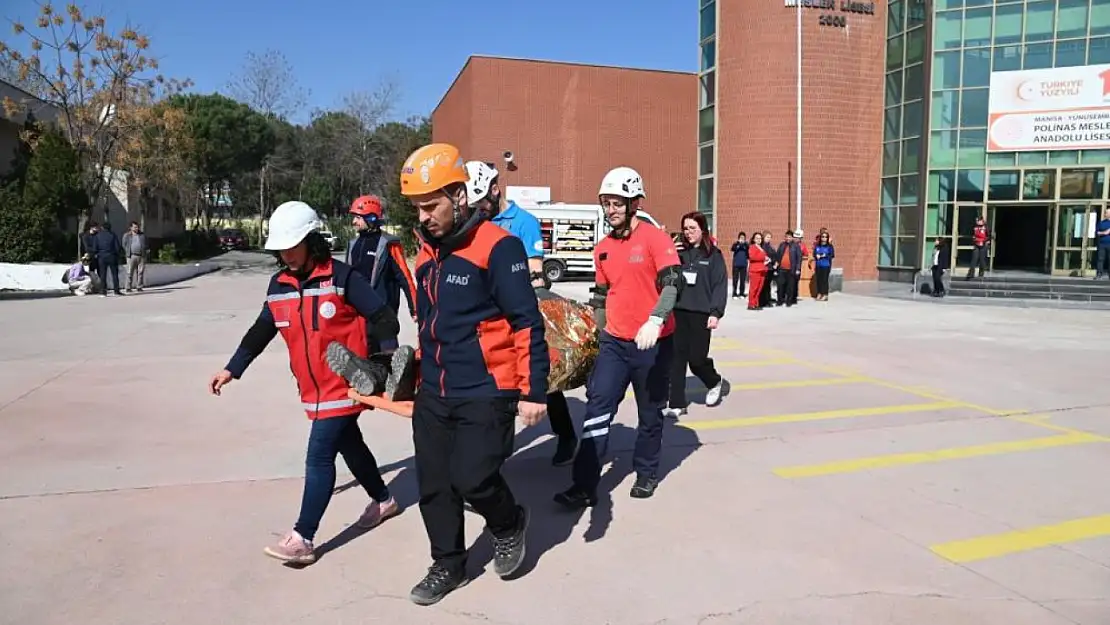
547;391;576;440
669;310;722;409
967;246;988;278
731;266;747;296
96;257;120;292
776;270;798;305
760;270;774;307
931;265;946;295
815;266;831;296
413;394;521;574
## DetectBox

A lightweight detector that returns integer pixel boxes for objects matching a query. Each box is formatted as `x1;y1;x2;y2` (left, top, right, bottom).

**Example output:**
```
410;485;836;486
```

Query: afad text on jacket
414;214;550;404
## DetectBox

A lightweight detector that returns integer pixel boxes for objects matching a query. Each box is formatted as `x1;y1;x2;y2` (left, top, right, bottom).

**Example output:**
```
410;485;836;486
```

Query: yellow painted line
626;376;863;399
931;514;1110;563
678;401;961;431
773;432;1106;478
715;358;797;368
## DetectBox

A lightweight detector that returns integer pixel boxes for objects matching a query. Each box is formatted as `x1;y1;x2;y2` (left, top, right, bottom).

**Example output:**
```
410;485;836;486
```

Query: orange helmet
350;195;383;218
400;143;468;197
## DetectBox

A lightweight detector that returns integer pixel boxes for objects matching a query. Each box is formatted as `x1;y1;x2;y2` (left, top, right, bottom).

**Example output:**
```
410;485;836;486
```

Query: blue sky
5;0;697;123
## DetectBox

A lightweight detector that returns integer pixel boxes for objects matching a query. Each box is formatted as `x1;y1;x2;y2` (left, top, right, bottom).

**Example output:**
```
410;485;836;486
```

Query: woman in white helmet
554;166;684;508
208;201;403;565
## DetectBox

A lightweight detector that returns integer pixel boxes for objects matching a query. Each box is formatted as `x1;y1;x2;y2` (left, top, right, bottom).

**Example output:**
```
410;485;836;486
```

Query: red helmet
349;195;383;219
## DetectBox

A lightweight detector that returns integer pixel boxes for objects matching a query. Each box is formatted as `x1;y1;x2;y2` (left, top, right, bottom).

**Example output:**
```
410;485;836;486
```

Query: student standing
729;231;749;298
929;237;951;297
747;232;770;311
812;231;835;301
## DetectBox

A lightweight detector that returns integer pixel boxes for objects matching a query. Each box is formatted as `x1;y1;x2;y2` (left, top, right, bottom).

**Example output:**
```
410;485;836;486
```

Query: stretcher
348;388;414;418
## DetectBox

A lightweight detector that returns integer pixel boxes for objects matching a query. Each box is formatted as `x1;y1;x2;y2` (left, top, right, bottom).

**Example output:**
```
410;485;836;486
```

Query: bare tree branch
225;49;308;120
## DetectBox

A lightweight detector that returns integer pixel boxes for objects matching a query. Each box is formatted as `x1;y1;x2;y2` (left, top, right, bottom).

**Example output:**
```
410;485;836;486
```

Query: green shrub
157;243;179;264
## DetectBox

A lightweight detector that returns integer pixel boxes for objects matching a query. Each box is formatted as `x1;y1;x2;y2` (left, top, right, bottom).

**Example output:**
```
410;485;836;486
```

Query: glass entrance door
1053;204;1097;276
953;203;984;271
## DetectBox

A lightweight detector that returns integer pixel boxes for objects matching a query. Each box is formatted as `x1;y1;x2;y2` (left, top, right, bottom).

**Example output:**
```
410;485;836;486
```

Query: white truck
527;203;666;283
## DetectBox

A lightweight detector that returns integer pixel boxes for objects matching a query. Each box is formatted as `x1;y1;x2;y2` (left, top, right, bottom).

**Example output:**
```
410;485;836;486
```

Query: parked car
319;229;339;251
217;228;249;251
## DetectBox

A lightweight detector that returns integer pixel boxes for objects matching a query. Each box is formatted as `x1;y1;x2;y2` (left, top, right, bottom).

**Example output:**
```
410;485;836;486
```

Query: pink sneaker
263;530;316;564
357;496;401;529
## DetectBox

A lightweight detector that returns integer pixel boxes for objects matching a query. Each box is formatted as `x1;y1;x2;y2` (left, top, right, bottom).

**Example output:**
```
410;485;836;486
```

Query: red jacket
748;245;769;273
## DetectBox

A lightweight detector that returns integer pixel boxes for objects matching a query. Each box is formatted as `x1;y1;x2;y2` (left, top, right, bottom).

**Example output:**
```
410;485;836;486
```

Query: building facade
432;56;698;230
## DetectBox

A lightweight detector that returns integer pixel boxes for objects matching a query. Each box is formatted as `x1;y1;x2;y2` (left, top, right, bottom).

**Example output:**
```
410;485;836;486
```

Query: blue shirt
1098;219;1110;247
491;201;544;259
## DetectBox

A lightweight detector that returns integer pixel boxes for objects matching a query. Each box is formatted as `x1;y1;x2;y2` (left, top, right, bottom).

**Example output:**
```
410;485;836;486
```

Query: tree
340;79;400;194
0;2;190;253
169;92;276;229
110;97;192;228
380;116;431;254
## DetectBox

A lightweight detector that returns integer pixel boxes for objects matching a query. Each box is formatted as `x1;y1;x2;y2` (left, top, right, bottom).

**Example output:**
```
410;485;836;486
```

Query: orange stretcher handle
348;388;414;418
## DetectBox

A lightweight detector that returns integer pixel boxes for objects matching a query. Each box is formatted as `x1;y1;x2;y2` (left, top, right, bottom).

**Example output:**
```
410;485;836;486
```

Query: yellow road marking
773;432;1106;478
931;514;1110;563
678;401;961;431
627;376;863;399
715;358;797;368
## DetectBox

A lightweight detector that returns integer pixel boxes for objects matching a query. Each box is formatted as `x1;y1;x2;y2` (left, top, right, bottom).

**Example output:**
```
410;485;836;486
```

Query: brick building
432;55;697;231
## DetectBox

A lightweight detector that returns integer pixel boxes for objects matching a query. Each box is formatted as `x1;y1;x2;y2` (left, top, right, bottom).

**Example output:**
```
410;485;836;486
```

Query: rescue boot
385;345;417;402
325;342;388;396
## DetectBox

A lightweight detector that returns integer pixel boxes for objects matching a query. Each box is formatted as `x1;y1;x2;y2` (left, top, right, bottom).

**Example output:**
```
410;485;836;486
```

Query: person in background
81;222;100;285
1095;207;1110;280
729;231;748;298
760;230;776;308
63;254;94;296
665;212;728;418
747;232;770;311
813;227;828;252
92;221;123;296
121;221;147;293
965;215;990;280
792;229;808;303
208;201;402;566
775;230;803;307
929;237;951;297
346;194;418;351
812;231;835;301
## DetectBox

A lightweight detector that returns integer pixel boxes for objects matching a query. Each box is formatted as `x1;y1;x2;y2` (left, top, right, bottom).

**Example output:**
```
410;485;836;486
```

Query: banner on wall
987;63;1110;152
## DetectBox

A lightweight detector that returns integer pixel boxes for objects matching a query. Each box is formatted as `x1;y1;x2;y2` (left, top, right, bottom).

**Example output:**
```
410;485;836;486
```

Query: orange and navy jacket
224;258;399;420
346;230;418;317
414;216;550;403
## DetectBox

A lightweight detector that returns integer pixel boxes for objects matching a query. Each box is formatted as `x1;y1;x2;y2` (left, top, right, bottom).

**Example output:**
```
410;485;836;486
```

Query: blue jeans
293;414;390;541
572;332;674;494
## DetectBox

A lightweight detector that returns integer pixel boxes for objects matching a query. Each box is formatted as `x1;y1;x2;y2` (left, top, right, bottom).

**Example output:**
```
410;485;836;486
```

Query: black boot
553;485;597;510
385;345;418;401
490;506;529;578
325;342;388;396
409;564;469;606
629;475;659;499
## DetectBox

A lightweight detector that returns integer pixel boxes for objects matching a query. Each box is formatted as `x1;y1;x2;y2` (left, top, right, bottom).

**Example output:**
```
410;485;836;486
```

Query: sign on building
987;63;1110;152
506;186;551;206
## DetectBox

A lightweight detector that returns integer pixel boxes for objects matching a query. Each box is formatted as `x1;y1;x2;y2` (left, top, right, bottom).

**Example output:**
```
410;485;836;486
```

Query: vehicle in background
217;228;249;251
319;229;339;250
530;203;665;283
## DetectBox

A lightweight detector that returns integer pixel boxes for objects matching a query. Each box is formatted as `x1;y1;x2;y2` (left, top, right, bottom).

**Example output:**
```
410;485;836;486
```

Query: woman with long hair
747;232;770;311
664;212;729;418
813;231;835;301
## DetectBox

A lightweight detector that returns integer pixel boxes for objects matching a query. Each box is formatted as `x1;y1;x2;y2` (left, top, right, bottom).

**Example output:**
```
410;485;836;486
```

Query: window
882;177;899;206
1082;150;1110;164
880;207;897;236
699;107;714;143
699;71;716;108
930;130;958;167
887;35;905;71
698;177;714;212
956;169;985;202
906;0;926;29
885;106;902;142
961;48;991;88
931;90;959;129
878;237;895;266
899;173;920;205
1091;37;1110;64
929;170;956;203
896;238;917;267
933;51;961;90
987;170;1020;201
1025;1;1055;42
905;28;926;65
898;206;920;236
903;100;923;138
1049;151;1080;165
700;1;716;41
1024;43;1053;70
701;40;716;71
934;10;963;50
1056;0;1089;39
1056;39;1087;67
962;7;992;47
1022;170;1055;200
699;144;714;176
1059;169;1105;199
886;70;903;107
993;2;1023;45
926;203;955;236
902;138;921;174
904;63;925;101
988;153;1016;167
993;44;1022;71
959;88;988;128
888;0;904;35
1018;151;1047;166
883;142;901;176
1093;0;1110;36
957;129;986;167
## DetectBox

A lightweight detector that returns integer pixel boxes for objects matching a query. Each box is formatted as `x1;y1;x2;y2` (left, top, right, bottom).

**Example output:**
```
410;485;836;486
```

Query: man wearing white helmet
208;201;403;565
466;160;579;466
554;166;683;508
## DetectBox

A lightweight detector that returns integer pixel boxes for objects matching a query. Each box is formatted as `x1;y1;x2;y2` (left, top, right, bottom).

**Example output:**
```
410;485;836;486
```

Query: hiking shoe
325;342;386;396
263;530;316;564
491;506;529;578
705;380;727;407
629;475;659;499
551;436;578;466
385;345;417;401
553;485;597;510
357;495;401;529
409;564;469;606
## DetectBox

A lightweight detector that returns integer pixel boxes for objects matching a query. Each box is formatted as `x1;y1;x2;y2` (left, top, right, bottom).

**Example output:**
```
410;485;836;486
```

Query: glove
534;285;557;300
634;316;664;351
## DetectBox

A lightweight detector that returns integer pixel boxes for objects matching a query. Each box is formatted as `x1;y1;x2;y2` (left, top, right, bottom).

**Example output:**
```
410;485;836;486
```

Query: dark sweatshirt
675;244;729;318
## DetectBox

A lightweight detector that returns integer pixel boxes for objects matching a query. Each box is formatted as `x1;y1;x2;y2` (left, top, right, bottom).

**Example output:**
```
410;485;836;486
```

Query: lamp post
795;0;803;231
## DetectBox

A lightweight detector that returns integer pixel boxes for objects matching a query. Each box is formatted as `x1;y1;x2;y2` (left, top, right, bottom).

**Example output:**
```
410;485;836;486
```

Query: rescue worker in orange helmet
401;143;550;606
208;201;402;566
346;194;418;352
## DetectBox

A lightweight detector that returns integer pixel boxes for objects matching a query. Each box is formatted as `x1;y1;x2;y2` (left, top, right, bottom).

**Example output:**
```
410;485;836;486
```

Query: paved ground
1;270;1108;625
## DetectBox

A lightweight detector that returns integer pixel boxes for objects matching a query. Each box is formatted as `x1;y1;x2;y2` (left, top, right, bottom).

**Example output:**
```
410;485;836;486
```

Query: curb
0;264;221;301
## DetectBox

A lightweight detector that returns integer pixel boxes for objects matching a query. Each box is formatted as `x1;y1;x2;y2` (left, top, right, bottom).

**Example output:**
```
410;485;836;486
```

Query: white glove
634;316;664;351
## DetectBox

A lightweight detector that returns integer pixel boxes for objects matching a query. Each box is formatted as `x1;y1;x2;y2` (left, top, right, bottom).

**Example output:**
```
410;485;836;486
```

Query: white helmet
598;166;646;200
464;160;499;204
265;201;323;251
